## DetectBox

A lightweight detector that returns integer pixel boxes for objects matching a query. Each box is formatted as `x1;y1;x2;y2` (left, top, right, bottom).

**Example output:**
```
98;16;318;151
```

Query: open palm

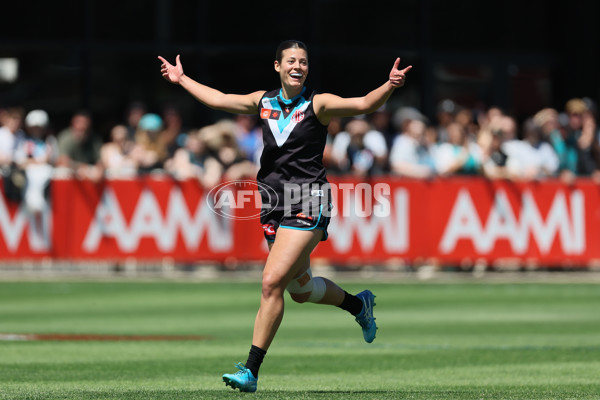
158;55;184;84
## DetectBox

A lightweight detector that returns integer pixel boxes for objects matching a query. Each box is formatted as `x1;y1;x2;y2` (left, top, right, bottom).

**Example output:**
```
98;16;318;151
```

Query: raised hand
389;58;412;88
158;54;184;85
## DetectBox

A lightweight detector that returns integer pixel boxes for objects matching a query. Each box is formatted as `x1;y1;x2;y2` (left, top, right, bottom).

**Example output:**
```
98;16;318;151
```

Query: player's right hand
158;54;184;85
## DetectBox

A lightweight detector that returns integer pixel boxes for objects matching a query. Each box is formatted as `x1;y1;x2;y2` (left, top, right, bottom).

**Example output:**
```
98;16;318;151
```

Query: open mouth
290;73;303;79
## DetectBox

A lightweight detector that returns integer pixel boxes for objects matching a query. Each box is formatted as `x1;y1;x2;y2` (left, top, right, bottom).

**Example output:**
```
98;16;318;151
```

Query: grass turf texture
0;280;599;399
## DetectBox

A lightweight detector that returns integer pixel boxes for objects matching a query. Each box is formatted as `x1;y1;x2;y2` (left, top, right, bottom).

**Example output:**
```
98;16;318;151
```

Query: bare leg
317;278;345;306
251;228;324;350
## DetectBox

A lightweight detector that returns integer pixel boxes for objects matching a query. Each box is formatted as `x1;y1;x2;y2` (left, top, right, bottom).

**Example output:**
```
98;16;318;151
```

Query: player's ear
274;60;281;73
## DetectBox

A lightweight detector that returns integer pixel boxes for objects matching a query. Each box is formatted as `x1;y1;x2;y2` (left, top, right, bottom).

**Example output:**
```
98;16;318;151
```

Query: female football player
158;40;411;392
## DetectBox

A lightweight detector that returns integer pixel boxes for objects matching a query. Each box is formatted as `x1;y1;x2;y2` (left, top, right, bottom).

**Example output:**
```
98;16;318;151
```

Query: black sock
337;291;364;316
245;345;266;378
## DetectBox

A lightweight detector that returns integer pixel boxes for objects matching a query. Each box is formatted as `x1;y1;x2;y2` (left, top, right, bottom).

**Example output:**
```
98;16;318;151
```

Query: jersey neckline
278;87;307;104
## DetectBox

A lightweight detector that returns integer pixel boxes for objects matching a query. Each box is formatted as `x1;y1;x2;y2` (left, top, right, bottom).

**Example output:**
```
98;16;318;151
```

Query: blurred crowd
1;97;600;215
324;96;600;185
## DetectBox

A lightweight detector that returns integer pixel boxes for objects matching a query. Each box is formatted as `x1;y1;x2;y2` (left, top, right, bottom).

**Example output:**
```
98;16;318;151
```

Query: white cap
25;109;49;128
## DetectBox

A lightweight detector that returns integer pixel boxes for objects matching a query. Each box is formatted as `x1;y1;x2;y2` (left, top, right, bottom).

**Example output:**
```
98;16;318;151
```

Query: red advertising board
1;176;597;267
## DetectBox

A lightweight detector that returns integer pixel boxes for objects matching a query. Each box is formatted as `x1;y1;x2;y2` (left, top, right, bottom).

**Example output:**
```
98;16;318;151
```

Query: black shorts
260;203;332;243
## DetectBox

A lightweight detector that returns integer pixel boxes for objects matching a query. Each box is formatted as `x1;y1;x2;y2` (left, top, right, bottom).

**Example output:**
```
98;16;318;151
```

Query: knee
261;272;285;299
286;269;327;304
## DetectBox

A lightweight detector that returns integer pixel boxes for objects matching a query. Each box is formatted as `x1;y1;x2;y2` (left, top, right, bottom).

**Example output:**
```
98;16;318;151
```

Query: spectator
368;104;395;150
547;98;600;183
434;121;482;176
533;107;562;140
0;107;25;168
99;124;138;178
434;98;458;143
489;114;518;142
323;116;343;174
201;119;258;188
164;128;206;181
582;97;600;143
424;124;439;153
566;98;600;180
455;107;479;142
233;114;262;164
56;110;103;181
477;105;504;132
392;106;428;141
0;108;26;202
131;113;168;173
502;117;559;181
160;104;187;159
389;119;436;178
522;117;560;177
124;101;147;140
12;109;58;214
330;117;388;175
533;108;565;175
346;118;385;176
478;127;509;180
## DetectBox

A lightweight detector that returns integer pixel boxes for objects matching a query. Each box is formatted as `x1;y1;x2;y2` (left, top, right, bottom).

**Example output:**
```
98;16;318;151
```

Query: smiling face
274;47;308;97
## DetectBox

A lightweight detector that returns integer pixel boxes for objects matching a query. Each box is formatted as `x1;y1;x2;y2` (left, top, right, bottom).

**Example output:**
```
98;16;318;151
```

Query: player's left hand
389;58;412;88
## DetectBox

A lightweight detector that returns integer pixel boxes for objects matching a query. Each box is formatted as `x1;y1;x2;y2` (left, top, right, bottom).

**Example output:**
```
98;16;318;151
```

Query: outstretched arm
313;58;412;124
158;55;265;114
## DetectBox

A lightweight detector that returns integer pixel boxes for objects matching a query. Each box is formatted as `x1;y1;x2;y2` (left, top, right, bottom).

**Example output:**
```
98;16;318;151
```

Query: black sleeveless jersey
257;87;329;211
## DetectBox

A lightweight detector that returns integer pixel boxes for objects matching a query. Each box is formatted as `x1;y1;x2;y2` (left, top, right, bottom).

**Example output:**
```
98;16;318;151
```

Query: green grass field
1;279;599;399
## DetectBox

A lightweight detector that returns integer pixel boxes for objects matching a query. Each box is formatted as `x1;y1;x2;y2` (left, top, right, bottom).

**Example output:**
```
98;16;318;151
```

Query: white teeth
291;73;303;78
